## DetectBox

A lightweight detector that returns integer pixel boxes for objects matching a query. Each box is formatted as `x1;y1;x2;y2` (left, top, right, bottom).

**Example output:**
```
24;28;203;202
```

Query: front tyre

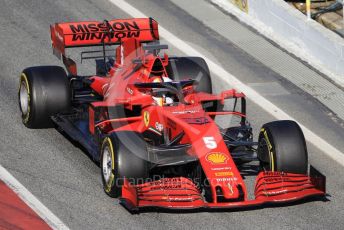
100;132;149;198
101;136;120;197
257;120;308;174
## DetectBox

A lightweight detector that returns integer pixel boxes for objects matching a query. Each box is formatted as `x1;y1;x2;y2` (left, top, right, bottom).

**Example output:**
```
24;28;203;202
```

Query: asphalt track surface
1;0;344;229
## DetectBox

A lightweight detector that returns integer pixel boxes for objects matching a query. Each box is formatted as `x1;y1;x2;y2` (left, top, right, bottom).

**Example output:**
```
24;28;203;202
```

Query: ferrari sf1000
18;18;325;212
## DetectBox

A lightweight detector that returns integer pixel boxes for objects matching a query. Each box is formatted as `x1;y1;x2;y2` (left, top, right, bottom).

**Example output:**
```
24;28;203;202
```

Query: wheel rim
19;81;29;115
102;146;113;184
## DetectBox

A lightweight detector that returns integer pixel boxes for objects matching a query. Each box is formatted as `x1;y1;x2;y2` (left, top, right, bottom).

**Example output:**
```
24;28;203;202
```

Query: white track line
0;165;69;230
110;0;344;167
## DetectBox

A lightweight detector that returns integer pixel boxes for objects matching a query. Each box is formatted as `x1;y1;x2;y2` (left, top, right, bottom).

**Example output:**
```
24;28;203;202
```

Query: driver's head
152;77;163;106
151;76;174;106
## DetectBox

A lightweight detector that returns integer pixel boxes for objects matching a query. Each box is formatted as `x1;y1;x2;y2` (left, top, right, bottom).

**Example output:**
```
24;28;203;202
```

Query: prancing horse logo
144;111;150;127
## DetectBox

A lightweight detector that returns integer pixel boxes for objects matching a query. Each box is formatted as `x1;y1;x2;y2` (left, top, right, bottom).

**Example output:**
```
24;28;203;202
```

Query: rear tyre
100;132;149;198
18;66;71;128
166;57;212;93
257;120;308;174
166;57;221;112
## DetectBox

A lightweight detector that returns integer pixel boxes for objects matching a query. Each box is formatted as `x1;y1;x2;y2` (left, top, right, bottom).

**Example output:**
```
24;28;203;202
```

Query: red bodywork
51;18;326;211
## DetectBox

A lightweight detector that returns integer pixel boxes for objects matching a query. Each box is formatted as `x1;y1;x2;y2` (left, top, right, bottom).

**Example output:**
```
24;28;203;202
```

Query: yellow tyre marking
102;137;116;193
20;73;31;124
263;129;275;171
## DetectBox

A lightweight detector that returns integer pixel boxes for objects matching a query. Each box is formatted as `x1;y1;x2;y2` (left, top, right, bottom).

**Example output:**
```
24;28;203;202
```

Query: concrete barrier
211;0;344;85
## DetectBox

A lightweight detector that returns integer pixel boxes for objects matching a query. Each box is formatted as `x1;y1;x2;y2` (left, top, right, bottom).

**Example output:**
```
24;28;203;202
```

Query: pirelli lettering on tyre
261;128;275;171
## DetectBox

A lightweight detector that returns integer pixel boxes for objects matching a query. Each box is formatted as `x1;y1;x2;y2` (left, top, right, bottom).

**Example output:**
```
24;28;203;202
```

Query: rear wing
50;18;159;75
50;18;159;56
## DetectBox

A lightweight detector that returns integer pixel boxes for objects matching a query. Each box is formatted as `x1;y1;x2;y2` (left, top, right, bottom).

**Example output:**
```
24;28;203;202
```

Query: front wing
120;166;326;212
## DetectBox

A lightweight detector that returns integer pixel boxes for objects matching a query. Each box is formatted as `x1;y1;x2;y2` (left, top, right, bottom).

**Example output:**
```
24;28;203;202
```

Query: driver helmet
151;76;174;106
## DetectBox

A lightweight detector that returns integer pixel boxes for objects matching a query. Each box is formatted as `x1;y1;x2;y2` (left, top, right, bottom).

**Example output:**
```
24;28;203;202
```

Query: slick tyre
100;132;149;198
166;57;212;93
257;120;308;174
166;57;221;112
18;66;71;128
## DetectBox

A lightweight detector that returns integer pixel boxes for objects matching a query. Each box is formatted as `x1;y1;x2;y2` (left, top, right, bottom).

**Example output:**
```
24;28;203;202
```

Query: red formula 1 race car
18;18;325;212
